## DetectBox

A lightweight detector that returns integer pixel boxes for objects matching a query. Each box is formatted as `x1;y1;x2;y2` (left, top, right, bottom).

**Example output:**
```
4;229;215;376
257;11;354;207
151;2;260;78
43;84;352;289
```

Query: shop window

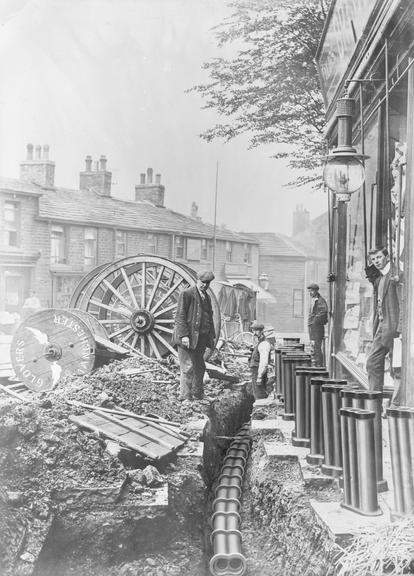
5;273;24;310
4;201;20;247
84;227;97;267
293;289;304;318
226;241;233;262
243;243;252;264
175;236;186;259
147;233;158;254
201;239;208;261
187;238;201;261
115;230;127;258
51;225;67;264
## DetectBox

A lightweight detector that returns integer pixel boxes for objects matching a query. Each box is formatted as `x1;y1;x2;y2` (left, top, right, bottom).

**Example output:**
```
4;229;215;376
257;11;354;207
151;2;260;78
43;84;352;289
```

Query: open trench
15;384;340;576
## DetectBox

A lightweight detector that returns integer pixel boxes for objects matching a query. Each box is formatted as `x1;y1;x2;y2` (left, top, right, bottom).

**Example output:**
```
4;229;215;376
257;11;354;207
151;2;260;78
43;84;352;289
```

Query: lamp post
322;93;368;357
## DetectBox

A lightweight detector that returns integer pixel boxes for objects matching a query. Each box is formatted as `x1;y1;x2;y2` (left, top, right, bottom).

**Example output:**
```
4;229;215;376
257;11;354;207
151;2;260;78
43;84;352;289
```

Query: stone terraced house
0;145;259;317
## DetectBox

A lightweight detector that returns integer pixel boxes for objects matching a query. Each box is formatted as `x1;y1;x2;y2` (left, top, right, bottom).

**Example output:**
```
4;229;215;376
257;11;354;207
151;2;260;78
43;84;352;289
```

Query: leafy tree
190;0;331;187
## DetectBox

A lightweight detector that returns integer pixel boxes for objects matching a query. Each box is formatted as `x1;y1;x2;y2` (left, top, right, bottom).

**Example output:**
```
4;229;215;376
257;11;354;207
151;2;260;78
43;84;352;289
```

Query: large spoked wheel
70;255;221;359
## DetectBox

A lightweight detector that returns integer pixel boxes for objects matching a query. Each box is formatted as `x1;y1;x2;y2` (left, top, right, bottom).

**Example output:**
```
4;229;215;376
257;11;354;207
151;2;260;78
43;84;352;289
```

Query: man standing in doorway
173;271;216;401
249;321;271;400
307;283;328;367
366;247;401;393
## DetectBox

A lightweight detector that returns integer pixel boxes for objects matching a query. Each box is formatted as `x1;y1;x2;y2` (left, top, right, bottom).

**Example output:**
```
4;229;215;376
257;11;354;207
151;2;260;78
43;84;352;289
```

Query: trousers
177;333;209;399
366;324;389;392
310;338;324;367
251;367;268;400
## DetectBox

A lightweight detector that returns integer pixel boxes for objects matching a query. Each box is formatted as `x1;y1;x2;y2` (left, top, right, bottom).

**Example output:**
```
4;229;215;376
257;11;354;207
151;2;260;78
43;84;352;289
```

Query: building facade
0;146;259;320
316;0;414;404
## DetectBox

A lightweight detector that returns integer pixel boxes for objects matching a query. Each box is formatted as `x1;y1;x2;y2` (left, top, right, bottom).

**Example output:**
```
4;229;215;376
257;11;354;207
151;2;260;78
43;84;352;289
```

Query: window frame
4;200;20;248
175;235;186;260
115;229;127;259
84;227;98;267
50;224;67;264
293;289;304;318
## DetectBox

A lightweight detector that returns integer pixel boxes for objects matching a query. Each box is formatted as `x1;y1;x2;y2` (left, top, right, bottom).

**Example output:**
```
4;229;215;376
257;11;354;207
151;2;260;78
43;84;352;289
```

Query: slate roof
244;232;307;258
0;176;43;196
0;177;256;243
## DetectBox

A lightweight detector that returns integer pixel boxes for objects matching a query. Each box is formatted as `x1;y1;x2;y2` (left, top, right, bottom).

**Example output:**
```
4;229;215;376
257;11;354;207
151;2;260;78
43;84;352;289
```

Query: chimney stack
20;143;55;188
292;204;310;237
190;201;200;219
135;167;165;207
79;154;112;196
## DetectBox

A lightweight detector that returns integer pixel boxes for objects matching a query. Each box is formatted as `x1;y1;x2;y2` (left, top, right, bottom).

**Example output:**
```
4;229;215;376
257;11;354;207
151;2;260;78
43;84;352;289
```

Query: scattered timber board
70;410;186;460
0;379;33;402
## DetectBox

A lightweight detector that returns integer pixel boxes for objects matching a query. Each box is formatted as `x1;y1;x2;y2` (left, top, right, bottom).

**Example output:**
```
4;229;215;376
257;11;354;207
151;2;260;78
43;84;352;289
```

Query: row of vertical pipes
275;340;384;516
209;423;250;576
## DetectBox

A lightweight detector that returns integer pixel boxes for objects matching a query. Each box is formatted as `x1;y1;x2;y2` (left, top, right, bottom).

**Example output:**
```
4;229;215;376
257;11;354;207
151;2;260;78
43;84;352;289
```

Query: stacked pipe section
275;342;304;398
210;423;250;576
387;406;414;516
340;407;381;515
341;389;387;491
281;351;311;420
320;380;347;476
292;367;328;448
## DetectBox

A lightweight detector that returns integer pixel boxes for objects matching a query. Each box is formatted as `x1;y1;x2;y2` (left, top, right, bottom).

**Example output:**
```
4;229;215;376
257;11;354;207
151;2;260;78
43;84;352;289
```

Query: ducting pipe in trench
340;407;382;516
209;423;250;576
387;406;414;516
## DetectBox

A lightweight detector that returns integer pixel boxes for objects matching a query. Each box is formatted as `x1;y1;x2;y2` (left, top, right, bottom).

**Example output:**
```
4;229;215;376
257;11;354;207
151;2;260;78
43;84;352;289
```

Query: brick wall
260;255;306;333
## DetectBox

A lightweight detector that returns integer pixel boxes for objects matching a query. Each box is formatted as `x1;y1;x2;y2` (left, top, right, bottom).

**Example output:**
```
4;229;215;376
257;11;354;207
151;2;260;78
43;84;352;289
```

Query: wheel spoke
150;279;184;314
89;299;131;318
147;333;162;360
140;335;145;354
154;318;175;324
141;262;146;308
99;319;130;325
153;302;177;318
131;333;139;350
147;265;165;310
107;325;132;339
118;329;135;343
151;330;177;357
102;278;133;310
154;324;173;334
121;267;139;309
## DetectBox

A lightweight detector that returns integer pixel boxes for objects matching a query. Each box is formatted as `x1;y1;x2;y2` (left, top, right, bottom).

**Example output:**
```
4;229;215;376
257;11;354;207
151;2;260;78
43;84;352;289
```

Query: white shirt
257;339;271;377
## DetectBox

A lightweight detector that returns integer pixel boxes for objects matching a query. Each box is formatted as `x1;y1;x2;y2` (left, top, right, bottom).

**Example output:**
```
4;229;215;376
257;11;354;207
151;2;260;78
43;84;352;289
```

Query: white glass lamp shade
323;155;365;195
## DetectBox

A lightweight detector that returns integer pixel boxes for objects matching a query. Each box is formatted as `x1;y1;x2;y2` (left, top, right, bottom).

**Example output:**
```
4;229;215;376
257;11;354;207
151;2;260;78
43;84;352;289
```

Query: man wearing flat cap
307;283;328;366
173;270;216;400
249;321;271;400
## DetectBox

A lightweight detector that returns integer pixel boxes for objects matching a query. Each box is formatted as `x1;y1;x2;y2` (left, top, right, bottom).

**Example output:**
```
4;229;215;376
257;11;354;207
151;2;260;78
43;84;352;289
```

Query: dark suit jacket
308;294;328;340
372;271;401;347
173;286;216;349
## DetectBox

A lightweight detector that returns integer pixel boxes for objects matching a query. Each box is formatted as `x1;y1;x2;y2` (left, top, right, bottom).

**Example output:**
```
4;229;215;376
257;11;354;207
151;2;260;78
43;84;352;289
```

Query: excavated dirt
0;349;253;576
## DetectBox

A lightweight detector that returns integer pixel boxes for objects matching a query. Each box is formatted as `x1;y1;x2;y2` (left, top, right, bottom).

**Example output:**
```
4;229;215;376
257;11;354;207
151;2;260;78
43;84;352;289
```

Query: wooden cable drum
11;308;128;392
69;255;221;360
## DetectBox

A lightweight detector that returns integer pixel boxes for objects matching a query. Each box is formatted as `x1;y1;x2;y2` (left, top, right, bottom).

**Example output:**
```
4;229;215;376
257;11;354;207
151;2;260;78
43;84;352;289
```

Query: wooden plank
0;382;30;402
94;410;176;450
119;433;168;457
69;415;159;459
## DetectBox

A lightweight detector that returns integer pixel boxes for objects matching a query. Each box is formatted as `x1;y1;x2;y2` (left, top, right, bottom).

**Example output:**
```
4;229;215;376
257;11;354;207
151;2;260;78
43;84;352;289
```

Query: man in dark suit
366;247;401;392
307;283;328;366
173;270;216;401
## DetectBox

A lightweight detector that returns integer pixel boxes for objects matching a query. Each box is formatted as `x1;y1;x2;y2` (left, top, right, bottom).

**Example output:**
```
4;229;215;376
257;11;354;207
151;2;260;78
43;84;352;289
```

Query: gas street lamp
322;95;368;201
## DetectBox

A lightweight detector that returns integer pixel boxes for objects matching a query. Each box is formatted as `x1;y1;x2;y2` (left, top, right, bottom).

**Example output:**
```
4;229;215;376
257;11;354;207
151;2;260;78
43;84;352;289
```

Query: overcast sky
0;0;328;235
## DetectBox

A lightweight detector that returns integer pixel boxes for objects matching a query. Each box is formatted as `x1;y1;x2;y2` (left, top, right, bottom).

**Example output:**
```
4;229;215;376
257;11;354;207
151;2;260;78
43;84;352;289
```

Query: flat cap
197;270;215;282
307;283;319;291
251;321;264;330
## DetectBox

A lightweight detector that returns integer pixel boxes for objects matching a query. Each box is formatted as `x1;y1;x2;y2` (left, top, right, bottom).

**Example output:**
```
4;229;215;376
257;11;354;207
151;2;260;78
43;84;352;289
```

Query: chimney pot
27;143;34;160
43;145;49;160
99;155;107;171
35;145;41;160
85;155;92;171
140;173;146;184
155;173;161;184
147;167;153;184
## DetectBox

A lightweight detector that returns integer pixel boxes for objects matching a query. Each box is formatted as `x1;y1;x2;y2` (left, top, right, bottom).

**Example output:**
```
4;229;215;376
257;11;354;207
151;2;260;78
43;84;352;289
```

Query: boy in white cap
307;283;328;366
173;271;216;400
249;321;271;399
